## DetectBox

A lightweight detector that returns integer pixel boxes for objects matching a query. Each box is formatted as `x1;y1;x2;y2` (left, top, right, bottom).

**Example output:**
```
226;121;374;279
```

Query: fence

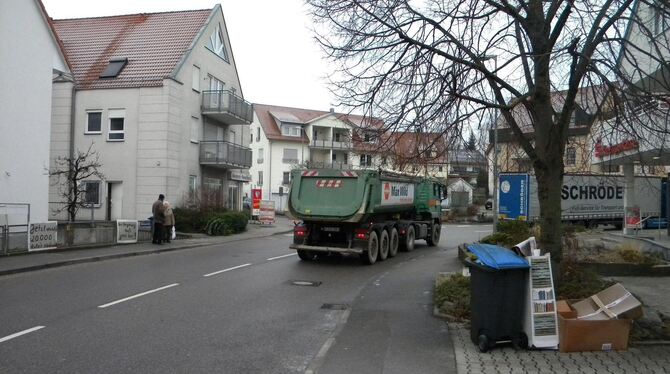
0;203;30;255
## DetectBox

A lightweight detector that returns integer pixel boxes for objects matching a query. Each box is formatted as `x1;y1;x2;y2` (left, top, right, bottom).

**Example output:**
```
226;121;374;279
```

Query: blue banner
498;174;530;220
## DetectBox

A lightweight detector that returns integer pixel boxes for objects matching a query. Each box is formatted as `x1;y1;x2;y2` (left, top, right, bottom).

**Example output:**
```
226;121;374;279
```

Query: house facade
0;0;71;223
248;104;361;211
49;6;252;221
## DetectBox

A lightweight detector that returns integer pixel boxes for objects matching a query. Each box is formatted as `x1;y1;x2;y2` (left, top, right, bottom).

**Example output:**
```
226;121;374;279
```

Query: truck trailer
498;173;663;228
288;169;445;264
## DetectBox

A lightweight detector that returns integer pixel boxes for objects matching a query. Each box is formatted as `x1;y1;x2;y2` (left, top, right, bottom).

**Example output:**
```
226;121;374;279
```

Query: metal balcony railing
201;90;253;124
310;139;353;149
199;141;252;169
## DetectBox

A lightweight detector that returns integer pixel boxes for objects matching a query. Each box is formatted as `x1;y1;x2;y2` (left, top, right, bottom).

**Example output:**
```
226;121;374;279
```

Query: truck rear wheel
379;230;389;261
401;226;415;252
427;223;441;247
389;228;399;258
361;231;379;265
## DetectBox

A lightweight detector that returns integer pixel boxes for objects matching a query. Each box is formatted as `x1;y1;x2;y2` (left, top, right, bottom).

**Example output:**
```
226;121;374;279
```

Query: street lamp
481;54;499;232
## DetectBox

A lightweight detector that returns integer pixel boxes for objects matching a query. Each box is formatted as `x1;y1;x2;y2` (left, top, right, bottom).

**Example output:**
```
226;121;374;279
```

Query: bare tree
307;0;670;259
49;144;105;222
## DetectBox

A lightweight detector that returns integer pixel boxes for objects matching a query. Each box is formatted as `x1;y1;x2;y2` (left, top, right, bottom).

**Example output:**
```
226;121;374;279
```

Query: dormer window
100;58;128;78
281;124;302;137
207;25;229;62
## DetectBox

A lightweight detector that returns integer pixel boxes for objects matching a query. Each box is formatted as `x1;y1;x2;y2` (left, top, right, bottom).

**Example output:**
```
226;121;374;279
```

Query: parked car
485;199;493;210
644;217;667;229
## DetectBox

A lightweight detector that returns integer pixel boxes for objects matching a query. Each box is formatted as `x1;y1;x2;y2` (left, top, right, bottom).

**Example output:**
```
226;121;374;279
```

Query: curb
0;229;295;277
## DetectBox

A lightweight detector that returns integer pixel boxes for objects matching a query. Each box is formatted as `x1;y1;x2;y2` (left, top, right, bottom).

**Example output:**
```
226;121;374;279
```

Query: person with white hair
163;200;175;243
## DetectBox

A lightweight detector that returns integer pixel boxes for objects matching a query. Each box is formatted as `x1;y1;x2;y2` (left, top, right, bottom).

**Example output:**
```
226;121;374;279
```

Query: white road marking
203;263;252;277
475;230;491;233
0;326;45;344
267;253;297;261
97;283;179;308
457;225;471;228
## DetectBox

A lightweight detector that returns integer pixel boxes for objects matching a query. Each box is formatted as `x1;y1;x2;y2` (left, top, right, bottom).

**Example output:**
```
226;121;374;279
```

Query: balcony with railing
310;139;353;149
201;90;254;125
199;140;252;169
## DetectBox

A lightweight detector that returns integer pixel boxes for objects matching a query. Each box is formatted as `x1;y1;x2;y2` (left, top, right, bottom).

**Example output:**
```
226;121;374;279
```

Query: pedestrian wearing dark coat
152;194;166;244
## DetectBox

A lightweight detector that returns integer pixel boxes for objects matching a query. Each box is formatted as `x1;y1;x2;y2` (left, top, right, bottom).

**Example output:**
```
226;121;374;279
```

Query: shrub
466;205;479;216
204;211;248;236
173;207;219;233
556;260;615;300
480;220;531;247
618;243;662;265
435;273;471;320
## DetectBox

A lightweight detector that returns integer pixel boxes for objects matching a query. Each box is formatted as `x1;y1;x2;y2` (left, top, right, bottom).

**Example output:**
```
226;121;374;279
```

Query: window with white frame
189;175;197;195
86;111;102;134
281;124;301;137
209;75;224;91
191;116;199;143
257;147;264;164
258;171;264;186
282;172;291;185
207;25;229;62
283;148;298;163
107;109;125;141
360;154;372;167
256;127;260;142
81;180;101;205
192;65;200;91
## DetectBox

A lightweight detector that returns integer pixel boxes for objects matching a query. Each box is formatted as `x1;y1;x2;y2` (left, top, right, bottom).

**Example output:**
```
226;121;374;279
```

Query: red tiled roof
254;103;383;142
52;9;212;89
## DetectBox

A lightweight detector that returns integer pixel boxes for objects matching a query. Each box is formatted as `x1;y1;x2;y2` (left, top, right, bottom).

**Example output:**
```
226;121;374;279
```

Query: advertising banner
29;222;58;251
116;220;139;244
259;200;275;224
380;182;414;206
498;174;530;220
252;188;262;216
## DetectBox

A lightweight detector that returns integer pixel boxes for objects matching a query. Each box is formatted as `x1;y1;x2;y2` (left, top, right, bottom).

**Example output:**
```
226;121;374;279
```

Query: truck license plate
322;227;340;232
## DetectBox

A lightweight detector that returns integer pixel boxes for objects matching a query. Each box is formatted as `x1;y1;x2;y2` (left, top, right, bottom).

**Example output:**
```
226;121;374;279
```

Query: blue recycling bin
466;243;530;352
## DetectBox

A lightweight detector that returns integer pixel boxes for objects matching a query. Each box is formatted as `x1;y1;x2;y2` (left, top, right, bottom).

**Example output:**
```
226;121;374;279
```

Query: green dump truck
288;169;445;264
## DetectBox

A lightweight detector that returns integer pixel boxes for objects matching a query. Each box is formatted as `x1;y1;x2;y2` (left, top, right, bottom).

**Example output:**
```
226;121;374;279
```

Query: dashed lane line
0;326;45;344
267;253;297;261
97;283;179;308
203;263;252;277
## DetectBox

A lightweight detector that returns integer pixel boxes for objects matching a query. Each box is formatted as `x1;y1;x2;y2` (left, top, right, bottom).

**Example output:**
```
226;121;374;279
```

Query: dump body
498;173;663;224
288;169;445;265
288;169;441;223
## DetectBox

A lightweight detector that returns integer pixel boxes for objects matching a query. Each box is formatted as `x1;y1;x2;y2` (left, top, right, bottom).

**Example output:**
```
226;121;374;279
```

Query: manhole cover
290;280;322;287
321;303;348;310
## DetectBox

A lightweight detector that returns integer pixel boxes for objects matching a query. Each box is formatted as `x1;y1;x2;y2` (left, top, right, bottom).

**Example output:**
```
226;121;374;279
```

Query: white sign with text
116;220;139;244
29;222;58;251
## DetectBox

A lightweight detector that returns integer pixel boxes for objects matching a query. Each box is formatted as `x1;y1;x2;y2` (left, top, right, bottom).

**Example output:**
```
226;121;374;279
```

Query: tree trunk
535;165;564;261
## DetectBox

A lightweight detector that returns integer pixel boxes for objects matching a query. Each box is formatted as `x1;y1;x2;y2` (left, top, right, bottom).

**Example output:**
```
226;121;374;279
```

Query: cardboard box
558;313;632;352
556;300;577;319
571;283;642;320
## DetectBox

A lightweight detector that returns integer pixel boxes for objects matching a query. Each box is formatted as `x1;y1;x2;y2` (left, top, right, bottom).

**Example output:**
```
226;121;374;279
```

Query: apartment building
49;5;252;221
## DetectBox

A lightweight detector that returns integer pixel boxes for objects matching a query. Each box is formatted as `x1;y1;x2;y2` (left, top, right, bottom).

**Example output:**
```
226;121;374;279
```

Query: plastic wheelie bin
466;243;530;352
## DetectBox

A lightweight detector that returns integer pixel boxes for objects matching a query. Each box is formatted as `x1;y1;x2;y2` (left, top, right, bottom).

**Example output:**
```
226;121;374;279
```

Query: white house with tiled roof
49;5;252;221
0;0;71;224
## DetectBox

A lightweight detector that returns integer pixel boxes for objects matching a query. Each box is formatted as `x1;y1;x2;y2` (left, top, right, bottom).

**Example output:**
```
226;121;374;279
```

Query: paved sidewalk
0;216;294;276
449;322;670;374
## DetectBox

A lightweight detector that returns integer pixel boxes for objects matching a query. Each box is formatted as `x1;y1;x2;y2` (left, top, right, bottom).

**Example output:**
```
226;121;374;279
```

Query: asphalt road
0;223;491;373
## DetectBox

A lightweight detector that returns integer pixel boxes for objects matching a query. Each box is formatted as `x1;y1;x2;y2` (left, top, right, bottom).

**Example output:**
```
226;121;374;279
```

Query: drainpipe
268;140;272;202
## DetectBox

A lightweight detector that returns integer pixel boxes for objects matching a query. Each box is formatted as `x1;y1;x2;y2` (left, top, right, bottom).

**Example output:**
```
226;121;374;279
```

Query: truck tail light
354;228;369;240
294;226;308;237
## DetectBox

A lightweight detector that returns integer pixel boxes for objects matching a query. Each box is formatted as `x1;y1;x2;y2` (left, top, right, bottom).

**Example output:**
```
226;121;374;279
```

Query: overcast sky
42;0;337;111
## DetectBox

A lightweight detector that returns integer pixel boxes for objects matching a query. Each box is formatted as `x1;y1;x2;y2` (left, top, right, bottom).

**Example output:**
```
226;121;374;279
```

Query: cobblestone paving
449;323;670;374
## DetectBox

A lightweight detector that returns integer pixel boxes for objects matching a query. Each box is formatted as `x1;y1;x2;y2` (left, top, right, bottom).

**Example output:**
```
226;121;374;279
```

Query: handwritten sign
29;222;58;251
117;220;139;244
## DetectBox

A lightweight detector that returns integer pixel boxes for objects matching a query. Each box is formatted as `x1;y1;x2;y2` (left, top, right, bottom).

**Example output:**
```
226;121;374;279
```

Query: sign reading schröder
381;182;415;205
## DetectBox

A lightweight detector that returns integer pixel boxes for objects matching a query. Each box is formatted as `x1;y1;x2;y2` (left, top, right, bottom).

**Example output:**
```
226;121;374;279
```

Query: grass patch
435;273;471;320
